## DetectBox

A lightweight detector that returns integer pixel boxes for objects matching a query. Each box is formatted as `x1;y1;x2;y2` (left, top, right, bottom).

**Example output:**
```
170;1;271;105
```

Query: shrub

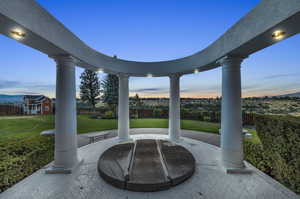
181;109;202;120
89;114;101;119
102;111;115;119
181;108;190;119
153;109;163;118
0;136;54;193
203;116;211;122
131;113;139;119
244;140;272;174
253;114;300;194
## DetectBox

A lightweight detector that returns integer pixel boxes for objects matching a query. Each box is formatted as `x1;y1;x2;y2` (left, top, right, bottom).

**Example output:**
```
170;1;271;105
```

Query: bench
218;128;253;139
41;129;111;143
40;129;55;136
80;131;111;144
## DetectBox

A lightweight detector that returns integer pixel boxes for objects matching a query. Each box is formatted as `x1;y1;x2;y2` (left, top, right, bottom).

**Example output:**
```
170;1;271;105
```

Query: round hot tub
97;139;195;192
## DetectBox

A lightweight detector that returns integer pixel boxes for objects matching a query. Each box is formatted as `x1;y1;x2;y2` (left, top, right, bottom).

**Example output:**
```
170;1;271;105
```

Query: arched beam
0;0;300;76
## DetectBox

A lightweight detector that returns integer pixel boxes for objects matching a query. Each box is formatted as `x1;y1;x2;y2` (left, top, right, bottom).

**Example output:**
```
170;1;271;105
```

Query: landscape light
272;30;286;40
147;74;153;78
10;28;26;40
194;69;199;74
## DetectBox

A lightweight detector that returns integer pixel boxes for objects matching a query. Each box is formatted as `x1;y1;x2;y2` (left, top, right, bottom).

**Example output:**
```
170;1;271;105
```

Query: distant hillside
0;94;24;104
279;92;300;97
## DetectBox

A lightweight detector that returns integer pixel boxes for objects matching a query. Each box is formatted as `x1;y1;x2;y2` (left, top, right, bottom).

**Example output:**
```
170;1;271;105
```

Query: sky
0;0;300;98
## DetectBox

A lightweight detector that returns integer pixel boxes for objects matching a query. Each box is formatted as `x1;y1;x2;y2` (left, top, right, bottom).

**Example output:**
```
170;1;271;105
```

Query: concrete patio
0;130;298;199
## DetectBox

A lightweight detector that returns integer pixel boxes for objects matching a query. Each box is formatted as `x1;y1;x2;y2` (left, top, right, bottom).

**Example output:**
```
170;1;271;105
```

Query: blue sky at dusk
0;0;300;98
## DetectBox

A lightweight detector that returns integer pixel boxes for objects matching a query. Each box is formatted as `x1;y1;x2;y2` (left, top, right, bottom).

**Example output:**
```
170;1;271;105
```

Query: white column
46;55;81;174
118;73;130;141
169;74;181;142
219;56;246;171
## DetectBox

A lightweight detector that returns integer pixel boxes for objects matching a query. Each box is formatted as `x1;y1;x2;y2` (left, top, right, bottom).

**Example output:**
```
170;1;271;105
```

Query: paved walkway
78;128;220;148
1;132;298;199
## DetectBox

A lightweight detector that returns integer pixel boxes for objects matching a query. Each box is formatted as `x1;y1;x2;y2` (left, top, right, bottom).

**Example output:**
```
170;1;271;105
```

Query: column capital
49;54;77;65
217;55;248;66
169;73;181;79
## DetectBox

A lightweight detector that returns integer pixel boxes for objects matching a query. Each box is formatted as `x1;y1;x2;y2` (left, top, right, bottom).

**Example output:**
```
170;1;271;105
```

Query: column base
168;137;183;144
45;158;84;174
221;148;252;174
118;137;134;143
221;148;244;167
221;160;252;174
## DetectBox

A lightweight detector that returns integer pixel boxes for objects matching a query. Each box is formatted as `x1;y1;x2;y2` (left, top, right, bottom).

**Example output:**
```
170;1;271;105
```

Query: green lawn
0;116;54;141
0;115;220;142
79;115;220;133
246;129;261;144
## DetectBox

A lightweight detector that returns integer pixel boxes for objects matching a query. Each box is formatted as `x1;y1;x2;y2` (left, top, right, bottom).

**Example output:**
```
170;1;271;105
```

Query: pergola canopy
0;0;300;76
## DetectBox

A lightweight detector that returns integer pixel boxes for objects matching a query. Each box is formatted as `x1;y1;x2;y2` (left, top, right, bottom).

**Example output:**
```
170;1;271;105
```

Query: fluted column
46;55;82;174
169;74;181;142
118;73;130;141
219;55;247;172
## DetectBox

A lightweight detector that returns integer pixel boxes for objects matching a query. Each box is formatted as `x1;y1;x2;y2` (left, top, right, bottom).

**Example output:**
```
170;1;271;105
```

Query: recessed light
272;30;286;40
194;69;199;74
10;28;26;40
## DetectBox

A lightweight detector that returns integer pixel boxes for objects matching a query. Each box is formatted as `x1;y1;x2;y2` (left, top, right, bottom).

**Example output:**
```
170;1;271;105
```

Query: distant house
0;94;53;115
23;95;52;115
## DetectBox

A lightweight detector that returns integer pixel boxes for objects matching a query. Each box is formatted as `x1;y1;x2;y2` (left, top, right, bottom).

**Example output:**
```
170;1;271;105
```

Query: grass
0;116;54;141
78;116;220;134
1;115;264;145
0;115;220;142
245;129;261;144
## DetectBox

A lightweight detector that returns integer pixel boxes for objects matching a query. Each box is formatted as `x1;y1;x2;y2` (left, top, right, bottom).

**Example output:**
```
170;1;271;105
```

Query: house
23;95;52;115
0;94;53;115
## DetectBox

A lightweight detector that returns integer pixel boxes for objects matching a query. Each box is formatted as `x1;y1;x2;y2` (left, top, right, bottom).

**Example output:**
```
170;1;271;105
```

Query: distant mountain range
278;92;300;97
0;94;24;104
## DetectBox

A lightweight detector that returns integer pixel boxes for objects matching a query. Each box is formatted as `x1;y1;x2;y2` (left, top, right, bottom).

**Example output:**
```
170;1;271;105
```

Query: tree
132;93;143;118
79;69;101;110
132;94;142;107
101;74;119;115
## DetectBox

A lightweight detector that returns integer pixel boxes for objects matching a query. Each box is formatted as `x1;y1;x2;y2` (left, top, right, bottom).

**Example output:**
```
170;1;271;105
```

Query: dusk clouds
0;80;55;96
264;73;300;79
130;88;167;93
1;68;300;98
0;1;300;98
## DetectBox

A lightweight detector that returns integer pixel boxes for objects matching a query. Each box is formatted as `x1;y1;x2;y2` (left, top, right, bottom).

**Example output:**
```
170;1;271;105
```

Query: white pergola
1;0;300;174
